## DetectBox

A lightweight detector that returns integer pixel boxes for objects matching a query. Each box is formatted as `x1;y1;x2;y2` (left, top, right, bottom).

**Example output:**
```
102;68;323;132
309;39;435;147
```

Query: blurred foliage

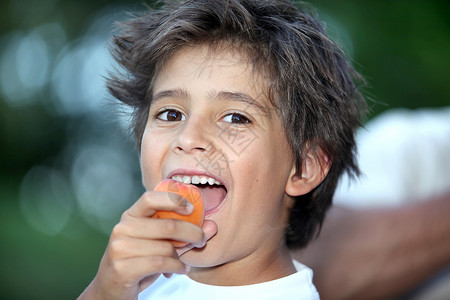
310;0;450;117
0;0;448;299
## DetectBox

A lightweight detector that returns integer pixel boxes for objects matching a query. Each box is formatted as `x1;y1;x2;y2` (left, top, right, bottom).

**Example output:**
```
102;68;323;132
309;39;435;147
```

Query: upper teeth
171;175;221;186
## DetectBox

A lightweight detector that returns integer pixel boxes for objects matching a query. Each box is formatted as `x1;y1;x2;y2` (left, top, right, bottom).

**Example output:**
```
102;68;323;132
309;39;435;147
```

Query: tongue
199;185;227;212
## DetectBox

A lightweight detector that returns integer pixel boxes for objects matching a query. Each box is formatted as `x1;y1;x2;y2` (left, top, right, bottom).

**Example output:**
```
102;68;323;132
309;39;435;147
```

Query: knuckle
110;259;126;276
161;219;177;236
120;210;131;221
111;222;127;237
108;239;125;258
141;191;154;206
160;241;175;256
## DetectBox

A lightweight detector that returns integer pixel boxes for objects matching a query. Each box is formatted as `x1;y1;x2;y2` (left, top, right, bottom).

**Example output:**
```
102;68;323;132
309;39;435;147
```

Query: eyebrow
152;88;190;103
152;88;270;117
214;91;270;117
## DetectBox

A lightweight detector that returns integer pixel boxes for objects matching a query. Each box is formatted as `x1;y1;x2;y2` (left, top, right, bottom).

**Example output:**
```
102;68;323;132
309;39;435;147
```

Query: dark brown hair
108;0;366;249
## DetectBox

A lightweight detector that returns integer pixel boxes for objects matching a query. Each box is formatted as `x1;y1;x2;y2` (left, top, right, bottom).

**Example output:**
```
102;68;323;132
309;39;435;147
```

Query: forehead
152;45;273;107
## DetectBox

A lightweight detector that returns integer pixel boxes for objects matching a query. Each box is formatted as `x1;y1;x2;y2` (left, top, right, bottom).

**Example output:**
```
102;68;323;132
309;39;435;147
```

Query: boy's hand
78;190;216;300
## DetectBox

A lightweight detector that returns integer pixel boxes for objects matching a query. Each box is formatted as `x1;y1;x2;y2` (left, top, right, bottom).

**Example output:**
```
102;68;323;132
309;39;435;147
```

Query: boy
79;0;365;299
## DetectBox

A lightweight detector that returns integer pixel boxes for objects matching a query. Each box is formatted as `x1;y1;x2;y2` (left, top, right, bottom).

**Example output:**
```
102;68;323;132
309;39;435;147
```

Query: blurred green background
0;0;448;299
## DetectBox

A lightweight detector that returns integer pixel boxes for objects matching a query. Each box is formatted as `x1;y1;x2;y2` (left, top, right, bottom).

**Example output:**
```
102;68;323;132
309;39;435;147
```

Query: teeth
191;176;200;184
171;175;222;186
183;176;191;184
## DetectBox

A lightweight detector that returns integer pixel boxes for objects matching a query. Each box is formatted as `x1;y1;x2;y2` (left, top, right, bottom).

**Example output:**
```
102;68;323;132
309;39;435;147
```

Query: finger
177;220;218;256
111;255;189;284
108;238;177;260
113;217;205;245
189;219;217;248
126;191;194;218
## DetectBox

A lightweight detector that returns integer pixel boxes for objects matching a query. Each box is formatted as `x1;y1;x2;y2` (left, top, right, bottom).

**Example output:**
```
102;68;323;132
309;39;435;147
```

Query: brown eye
158;109;185;121
223;113;251;124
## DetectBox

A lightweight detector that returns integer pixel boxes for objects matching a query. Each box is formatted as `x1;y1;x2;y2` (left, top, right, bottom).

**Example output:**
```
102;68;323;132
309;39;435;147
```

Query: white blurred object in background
335;107;450;209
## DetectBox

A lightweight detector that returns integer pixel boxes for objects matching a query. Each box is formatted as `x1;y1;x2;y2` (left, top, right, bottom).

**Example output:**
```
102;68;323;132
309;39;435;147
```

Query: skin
293;192;450;300
78;45;328;300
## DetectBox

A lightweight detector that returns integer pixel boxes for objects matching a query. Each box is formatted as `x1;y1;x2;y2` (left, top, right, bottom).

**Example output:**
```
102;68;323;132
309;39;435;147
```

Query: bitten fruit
153;179;205;247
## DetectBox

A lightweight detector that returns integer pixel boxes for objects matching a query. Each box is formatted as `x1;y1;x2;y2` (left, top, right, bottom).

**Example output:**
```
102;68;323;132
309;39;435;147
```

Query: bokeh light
19;165;74;235
1;29;50;106
70;138;141;234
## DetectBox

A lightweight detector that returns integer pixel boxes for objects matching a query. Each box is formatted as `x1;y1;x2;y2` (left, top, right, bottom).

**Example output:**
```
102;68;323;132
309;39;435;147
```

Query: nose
172;117;210;154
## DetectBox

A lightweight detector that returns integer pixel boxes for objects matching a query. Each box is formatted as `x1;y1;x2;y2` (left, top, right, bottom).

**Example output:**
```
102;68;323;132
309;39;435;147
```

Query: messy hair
108;0;366;249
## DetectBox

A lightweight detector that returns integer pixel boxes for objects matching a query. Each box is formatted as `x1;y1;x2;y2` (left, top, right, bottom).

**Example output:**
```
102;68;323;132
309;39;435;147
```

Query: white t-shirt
138;260;319;300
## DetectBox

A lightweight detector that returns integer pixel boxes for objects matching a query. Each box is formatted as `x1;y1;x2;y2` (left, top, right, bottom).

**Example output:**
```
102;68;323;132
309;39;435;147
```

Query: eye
222;113;251;124
157;109;186;122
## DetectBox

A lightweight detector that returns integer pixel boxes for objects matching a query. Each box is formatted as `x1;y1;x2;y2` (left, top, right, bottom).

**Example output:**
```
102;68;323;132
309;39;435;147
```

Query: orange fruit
153;179;204;247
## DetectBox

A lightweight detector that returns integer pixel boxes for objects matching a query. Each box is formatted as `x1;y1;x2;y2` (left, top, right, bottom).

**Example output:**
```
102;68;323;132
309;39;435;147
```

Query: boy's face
141;46;296;272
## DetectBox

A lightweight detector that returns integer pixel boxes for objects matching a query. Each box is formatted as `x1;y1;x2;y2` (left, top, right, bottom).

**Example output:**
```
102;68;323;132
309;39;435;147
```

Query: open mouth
170;175;228;216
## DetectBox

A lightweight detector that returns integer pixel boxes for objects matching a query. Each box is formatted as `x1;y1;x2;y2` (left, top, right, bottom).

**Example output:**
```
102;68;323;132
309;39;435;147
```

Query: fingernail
184;201;194;213
194;237;207;248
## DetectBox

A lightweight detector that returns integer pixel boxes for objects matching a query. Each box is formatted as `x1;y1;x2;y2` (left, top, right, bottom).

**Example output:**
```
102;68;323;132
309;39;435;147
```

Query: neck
187;244;296;286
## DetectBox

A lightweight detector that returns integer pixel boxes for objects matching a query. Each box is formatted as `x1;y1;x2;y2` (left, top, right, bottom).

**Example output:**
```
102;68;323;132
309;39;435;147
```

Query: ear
285;147;331;197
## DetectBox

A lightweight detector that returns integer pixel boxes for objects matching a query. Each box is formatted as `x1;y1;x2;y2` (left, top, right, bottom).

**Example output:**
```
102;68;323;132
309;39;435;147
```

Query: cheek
229;138;277;198
140;131;165;189
235;135;281;172
230;134;292;198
